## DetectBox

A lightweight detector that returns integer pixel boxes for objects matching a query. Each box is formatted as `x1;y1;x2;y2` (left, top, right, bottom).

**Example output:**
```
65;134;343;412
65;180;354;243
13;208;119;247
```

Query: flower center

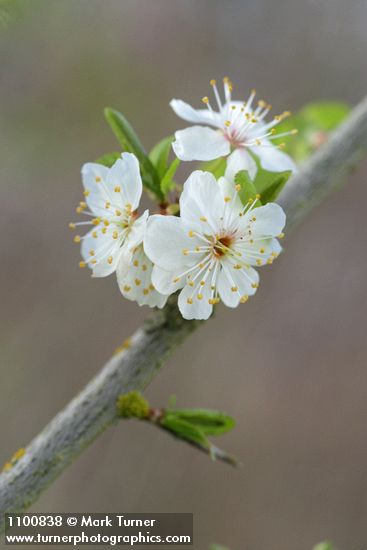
213;235;233;257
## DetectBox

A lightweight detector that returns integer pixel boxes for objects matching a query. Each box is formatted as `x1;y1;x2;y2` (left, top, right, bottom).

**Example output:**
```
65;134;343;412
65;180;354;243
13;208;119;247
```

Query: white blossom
70;152;167;308
144;170;286;320
170;77;297;180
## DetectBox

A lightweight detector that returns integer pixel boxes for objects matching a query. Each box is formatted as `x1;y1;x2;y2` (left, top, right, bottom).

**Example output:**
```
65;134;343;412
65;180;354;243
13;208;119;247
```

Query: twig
1;95;367;528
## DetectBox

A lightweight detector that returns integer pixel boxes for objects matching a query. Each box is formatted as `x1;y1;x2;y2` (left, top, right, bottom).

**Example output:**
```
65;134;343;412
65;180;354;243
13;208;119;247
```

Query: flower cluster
70;78;293;320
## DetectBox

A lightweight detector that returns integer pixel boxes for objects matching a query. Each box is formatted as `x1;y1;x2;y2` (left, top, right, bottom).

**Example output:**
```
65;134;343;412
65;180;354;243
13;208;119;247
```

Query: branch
1;95;367;527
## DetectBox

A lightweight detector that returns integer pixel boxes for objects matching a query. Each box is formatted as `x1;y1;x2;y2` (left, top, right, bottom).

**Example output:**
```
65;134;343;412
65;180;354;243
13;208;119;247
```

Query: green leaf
254;170;292;204
210;545;231;550
162;415;211;449
104;107;163;200
172;409;235;436
95;151;121;168
313;543;336;550
149;136;174;180
275;101;350;162
161;158;180;196
234;170;260;206
199;157;226;178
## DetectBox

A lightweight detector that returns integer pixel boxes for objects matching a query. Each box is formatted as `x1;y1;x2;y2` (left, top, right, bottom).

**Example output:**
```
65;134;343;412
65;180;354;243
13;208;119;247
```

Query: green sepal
104;107;163;201
161;158;180;196
95;151;121;168
254;169;292;204
149;136;175;180
199;157;226;178
171;409;235;436
234;170;260;206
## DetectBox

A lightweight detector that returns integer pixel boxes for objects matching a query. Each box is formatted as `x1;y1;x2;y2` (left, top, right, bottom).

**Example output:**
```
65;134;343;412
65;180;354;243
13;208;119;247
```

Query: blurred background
1;1;367;549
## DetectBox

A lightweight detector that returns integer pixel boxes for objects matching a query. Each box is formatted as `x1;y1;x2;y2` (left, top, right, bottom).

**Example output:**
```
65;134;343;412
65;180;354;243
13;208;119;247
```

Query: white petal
81;163;111;217
236;238;282;267
217;260;259;308
81;228;123;277
170;99;221;126
224;148;258;182
217;176;243;216
178;283;213;320
144;215;201;271
172;126;230;161
151;265;184;295
244;203;286;237
179;170;224;234
125;210;149;252
117;245;168;309
250;142;297;173
106;153;143;210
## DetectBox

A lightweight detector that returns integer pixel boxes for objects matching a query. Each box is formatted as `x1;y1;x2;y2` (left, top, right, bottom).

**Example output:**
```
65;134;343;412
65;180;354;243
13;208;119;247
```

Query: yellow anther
92;217;101;226
256;259;262;266
251;283;259;288
188;281;194;287
69;222;76;230
125;203;132;211
102;227;107;234
135;278;141;286
91;259;97;264
149;284;155;291
210;79;217;86
113;231;118;239
89;249;95;256
255;193;261;199
95;176;101;183
73;235;81;243
197;294;203;300
278;232;285;239
123;285;131;292
187;298;193;305
231;105;236;110
240;295;249;303
231;286;238;292
83;190;90;197
173;277;180;283
252;216;257;221
133;260;139;267
107;256;113;264
235;184;241;192
104;220;110;226
142;264;147;271
260;248;265;254
267;258;274;264
188;230;195;237
291;129;298;135
105;201;110;209
182;248;189;256
200;280;205;286
115;210;122;216
199;263;205;269
114;186;121;192
79;261;86;268
79;201;87;208
200;216;207;222
251;88;256;95
224;120;231;127
76;206;83;214
143;288;149;295
224;196;231;203
233;264;241;269
202;96;209;104
255;139;262;145
92;231;98;238
258;99;266;108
